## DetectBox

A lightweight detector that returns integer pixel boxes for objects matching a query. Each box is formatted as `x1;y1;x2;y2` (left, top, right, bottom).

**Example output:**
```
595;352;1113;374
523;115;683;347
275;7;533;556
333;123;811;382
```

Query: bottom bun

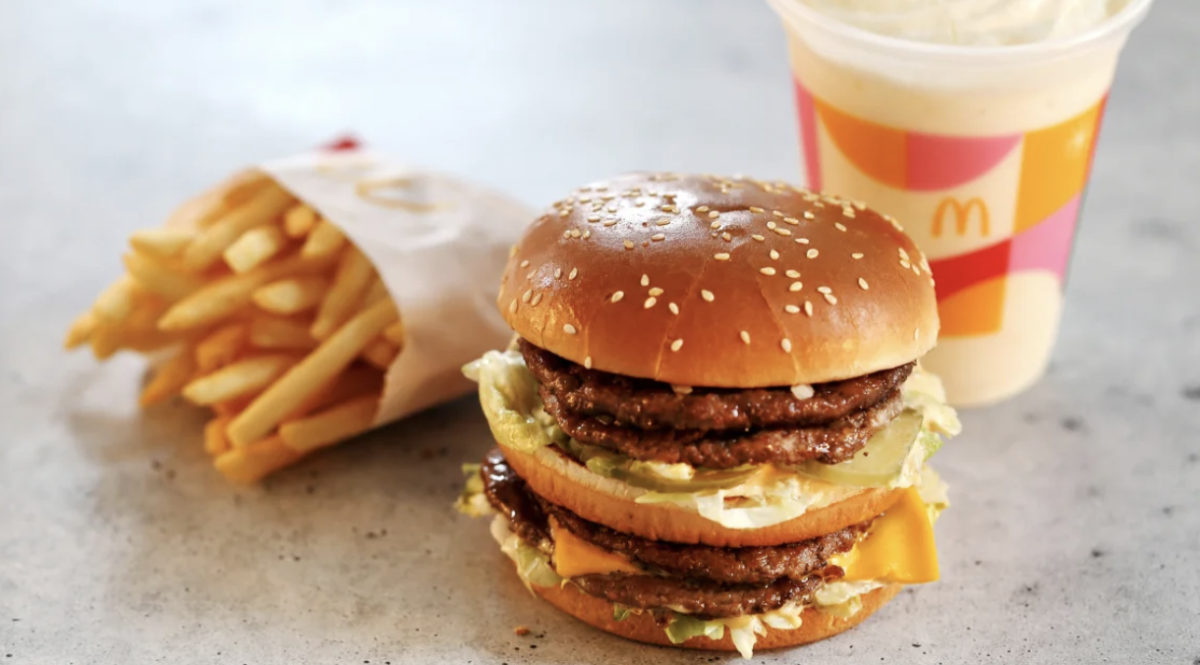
533;578;903;653
502;443;902;547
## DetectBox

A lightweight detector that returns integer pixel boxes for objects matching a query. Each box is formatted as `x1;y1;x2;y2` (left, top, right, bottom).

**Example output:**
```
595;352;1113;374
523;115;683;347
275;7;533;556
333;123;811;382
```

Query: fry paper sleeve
260;146;533;427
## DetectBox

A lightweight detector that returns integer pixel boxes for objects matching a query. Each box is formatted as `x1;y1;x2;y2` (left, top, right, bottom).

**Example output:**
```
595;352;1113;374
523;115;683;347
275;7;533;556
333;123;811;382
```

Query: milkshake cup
765;0;1153;407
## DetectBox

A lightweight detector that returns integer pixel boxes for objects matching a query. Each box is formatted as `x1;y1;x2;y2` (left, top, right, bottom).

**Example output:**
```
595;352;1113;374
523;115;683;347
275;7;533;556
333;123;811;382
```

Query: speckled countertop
1;1;1197;663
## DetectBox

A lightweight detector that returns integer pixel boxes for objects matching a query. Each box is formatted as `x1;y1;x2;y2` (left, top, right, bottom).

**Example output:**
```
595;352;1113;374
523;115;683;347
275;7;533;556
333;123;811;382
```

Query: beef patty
543;389;904;467
519;338;914;431
481;449;861;617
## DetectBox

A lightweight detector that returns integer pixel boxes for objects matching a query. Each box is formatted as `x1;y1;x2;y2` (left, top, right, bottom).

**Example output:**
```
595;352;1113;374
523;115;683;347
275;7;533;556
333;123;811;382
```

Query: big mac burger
457;173;961;658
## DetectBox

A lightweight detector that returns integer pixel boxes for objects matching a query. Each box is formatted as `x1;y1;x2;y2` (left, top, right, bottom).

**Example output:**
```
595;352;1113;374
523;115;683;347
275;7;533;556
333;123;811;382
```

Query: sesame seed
669;302;679;315
579;196;592;203
531;292;543;306
519;260;530;268
562;230;571;239
900;259;912;269
817;286;832;294
912;264;921;276
842;208;856;218
814;201;825;208
807;248;819;259
587;215;600;222
644;296;657;309
570;229;581;238
783;217;799;225
670;339;684;352
624;240;634;250
804;301;814;316
803;211;815;220
789;281;803;292
824;293;838;305
740;331;751;345
770;250;780;260
526;270;536;280
852;253;864;259
641;275;650;287
898;248;911;261
652;233;665;241
656;219;672;226
752;234;765;242
672;384;692;395
714;252;731;261
584;356;593;369
522;289;532;303
648;287;664;297
606;205;618;213
554;268;563;279
611;291;625;303
760;267;777;276
696;205;710;213
781;339;793;352
634;201;645;208
859;278;869;290
767;221;777;230
772;210;784;217
749;206;764;213
582;230;591;239
722;232;732;242
701;290;715;302
559;209;570;217
708;210;720;219
509;299;517;314
785;269;800;278
661;204;677;213
604;220;618;226
710;221;721;229
795;238;810;245
774;227;792;237
914;328;921;340
785;304;800;314
563;324;577;335
569;268;578;280
853;200;866;210
834;223;847;232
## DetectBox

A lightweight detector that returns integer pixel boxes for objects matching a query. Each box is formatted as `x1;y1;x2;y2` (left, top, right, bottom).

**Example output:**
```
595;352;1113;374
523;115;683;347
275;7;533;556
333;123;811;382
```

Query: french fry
300;220;346;260
279;394;378;453
283;204;317;238
129;227;197;259
92;275;139;324
214;435;305;484
221;170;272;208
248;315;318;350
361;338;398;370
157;253;335;332
89;325;123;360
363;277;389;307
382;320;406;347
182;353;299;406
64;311;99;349
212;394;256;418
228;298;398;446
224;225;287;274
123;251;206;302
183;184;294;272
252;276;329;315
194;322;249;373
140;349;197;407
311;246;374;339
204;416;233;456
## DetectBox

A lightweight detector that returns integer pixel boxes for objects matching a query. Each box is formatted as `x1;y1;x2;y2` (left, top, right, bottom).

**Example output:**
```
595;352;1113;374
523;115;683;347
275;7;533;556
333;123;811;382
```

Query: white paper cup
766;0;1153;407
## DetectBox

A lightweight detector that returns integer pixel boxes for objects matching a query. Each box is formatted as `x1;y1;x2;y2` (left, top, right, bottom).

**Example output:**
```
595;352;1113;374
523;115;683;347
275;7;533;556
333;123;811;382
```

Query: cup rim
766;0;1154;63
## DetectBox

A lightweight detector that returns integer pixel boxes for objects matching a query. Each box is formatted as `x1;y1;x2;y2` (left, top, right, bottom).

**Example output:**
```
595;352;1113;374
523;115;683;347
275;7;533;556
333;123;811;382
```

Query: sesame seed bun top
498;172;939;388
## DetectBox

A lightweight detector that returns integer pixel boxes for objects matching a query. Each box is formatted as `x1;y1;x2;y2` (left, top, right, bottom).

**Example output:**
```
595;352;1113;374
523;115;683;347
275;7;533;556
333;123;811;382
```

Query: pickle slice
796;409;924;487
588;461;758;493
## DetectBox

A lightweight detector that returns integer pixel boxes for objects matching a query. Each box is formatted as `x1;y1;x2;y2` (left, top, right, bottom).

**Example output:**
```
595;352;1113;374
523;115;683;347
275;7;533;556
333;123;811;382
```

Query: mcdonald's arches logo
932;197;990;238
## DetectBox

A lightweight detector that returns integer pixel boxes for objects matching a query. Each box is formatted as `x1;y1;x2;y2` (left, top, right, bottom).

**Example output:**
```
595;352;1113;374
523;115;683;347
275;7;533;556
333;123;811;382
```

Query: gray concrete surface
1;1;1197;663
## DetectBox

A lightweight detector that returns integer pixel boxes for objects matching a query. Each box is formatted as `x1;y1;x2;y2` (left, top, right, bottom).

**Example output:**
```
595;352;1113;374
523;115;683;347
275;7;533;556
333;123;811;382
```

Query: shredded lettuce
665;614;726;645
917;466;951;524
613;605;632;622
489;516;562;591
463;350;565;453
453;464;494;517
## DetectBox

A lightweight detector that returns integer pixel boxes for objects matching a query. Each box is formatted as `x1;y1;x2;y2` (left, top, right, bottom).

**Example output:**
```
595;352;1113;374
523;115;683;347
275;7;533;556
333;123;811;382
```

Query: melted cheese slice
831;487;940;584
549;517;642;578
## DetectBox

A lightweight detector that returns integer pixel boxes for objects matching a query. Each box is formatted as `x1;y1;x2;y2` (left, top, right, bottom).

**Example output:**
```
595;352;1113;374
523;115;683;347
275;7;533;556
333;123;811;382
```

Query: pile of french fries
64;170;406;483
